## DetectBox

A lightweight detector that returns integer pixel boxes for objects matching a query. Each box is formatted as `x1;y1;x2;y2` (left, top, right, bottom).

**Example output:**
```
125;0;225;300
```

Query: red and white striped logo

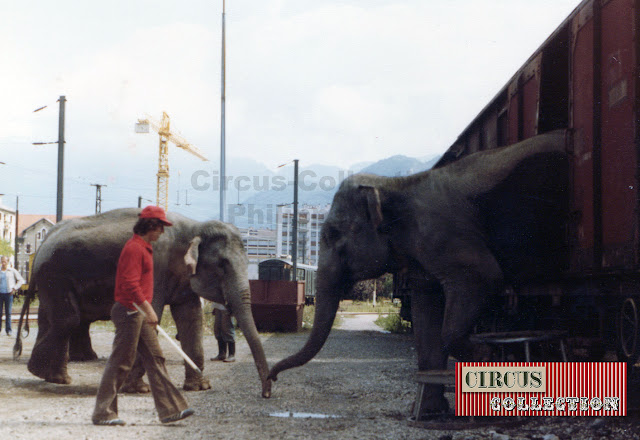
455;362;627;416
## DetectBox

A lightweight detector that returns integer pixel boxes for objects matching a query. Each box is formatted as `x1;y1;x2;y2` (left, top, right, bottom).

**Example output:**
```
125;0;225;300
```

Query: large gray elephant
268;130;569;414
14;208;271;398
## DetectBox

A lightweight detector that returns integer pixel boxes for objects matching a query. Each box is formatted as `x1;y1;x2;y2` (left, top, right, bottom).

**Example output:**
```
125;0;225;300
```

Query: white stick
133;303;202;374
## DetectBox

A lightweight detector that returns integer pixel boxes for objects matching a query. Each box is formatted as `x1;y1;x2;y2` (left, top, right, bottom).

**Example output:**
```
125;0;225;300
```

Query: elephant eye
322;225;341;244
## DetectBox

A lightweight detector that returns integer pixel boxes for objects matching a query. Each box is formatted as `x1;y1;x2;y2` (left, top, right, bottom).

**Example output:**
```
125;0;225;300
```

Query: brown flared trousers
92;302;189;422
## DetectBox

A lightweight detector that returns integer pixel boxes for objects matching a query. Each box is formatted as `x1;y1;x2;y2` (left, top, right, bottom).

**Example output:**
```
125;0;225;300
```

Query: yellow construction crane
135;112;208;210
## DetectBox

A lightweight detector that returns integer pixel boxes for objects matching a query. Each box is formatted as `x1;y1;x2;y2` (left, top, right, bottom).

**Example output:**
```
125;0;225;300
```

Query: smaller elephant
268;131;569;415
15;208;271;398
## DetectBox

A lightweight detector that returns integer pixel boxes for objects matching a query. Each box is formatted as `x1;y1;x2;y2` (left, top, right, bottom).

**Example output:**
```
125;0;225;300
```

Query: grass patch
13;294;39;310
92;320;115;331
302;300;405;332
338;300;398;314
302;304;344;329
374;313;412;333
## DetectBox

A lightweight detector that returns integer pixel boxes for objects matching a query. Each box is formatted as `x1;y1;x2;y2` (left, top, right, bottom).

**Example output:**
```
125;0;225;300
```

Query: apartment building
276;204;329;266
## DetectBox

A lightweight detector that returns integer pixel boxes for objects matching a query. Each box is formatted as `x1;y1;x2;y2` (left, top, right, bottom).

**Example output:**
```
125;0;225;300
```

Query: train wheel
616;297;640;364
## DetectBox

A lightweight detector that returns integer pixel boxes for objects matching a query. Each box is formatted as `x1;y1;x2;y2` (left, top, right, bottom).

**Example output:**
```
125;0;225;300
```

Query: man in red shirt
92;206;194;426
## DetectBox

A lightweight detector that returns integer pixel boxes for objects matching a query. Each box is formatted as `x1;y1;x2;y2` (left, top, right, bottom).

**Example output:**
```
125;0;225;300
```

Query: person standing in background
211;305;235;363
0;255;25;336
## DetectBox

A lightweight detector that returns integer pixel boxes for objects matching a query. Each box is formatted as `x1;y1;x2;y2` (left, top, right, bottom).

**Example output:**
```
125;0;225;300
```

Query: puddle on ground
269;411;340;419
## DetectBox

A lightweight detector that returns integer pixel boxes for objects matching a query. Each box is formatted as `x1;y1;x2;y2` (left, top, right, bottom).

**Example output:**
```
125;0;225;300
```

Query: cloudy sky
1;0;581;219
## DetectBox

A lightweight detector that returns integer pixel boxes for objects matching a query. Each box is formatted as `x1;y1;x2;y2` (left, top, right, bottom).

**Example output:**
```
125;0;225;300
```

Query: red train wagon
432;0;640;362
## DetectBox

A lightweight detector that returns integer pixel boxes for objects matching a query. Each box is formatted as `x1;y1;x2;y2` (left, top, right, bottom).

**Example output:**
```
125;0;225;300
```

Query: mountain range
231;154;440;229
6;151;441;228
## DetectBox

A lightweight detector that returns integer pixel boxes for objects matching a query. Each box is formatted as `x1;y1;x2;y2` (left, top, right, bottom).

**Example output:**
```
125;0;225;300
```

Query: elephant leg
28;287;78;384
28;305;53;380
440;259;503;358
411;282;450;415
69;320;98;361
119;356;150;393
171;298;210;391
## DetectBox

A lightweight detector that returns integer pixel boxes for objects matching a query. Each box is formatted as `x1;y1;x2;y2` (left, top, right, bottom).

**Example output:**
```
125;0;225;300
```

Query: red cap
139;205;173;226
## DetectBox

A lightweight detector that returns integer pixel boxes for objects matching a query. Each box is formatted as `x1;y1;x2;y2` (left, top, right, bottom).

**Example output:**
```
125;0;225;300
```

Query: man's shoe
211;340;227;361
93;418;126;426
223;342;235;362
161;408;195;424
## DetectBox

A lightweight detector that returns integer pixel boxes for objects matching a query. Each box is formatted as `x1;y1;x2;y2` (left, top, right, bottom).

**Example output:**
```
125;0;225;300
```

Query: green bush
375;313;412;334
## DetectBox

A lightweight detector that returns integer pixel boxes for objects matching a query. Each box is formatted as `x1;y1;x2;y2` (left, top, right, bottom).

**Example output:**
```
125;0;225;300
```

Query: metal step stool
413;370;455;421
469;330;569;362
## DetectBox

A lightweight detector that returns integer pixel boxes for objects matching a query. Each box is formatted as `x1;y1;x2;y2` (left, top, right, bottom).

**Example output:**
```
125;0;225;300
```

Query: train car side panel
522;54;542;139
570;1;596;272
600;0;637;268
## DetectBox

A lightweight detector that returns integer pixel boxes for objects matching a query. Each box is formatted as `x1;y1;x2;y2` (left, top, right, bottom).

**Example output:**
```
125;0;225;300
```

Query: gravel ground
0;314;639;440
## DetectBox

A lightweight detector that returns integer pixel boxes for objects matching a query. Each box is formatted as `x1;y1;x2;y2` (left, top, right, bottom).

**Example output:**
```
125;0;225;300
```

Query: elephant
14;208;272;398
268;130;569;415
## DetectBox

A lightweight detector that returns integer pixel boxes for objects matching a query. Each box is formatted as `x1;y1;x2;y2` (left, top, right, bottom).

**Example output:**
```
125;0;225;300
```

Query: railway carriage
397;0;640;363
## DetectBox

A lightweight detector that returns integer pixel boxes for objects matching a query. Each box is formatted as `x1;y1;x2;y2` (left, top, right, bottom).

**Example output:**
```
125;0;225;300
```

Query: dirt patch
0;316;639;439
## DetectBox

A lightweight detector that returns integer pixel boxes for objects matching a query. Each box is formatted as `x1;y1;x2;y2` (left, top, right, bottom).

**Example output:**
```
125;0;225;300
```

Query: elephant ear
359;185;383;229
184;236;202;275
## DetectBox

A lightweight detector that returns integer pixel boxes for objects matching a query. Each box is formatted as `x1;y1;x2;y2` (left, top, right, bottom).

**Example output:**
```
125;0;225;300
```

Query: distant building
236;227;278;280
16;214;80;281
0;195;16;252
276;204;330;266
238;227;277;262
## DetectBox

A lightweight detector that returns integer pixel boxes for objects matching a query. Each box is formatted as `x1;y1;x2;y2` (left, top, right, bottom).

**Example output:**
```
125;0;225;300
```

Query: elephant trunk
268;270;345;381
228;288;272;398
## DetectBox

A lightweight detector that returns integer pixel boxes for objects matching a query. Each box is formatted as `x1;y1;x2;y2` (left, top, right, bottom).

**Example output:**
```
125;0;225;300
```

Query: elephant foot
46;372;72;385
69;350;98;362
183;376;211;391
28;359;70;384
120;378;150;394
27;360;48;380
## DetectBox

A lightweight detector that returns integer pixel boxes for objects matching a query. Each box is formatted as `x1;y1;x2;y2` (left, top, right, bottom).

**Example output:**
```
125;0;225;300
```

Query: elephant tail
13;284;36;360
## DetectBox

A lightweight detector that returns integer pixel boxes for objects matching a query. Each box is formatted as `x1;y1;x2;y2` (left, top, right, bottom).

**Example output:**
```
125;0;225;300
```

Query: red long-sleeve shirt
114;234;154;310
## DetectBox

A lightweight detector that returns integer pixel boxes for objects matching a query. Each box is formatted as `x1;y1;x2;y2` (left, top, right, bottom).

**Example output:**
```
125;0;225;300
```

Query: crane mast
136;112;208;210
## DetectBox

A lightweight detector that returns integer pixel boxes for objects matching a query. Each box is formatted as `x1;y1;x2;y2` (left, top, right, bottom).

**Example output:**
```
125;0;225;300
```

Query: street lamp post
219;0;226;222
278;159;299;280
138;196;153;208
56;96;66;222
33;96;66;222
292;159;299;280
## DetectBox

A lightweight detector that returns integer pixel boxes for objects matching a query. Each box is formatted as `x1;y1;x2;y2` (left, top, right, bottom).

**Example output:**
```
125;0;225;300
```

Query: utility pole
219;0;226;222
56;96;66;222
292;159;299;281
90;184;106;214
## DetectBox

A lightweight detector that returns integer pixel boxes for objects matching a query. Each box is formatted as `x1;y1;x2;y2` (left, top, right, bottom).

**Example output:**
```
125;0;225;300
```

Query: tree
348;274;393;301
0;239;14;257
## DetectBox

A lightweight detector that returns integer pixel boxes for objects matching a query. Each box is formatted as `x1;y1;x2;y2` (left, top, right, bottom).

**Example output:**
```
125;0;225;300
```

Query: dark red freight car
426;0;640;363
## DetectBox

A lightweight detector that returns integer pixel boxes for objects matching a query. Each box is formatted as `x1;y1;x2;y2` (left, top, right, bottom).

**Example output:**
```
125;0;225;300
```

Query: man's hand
138;301;159;326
